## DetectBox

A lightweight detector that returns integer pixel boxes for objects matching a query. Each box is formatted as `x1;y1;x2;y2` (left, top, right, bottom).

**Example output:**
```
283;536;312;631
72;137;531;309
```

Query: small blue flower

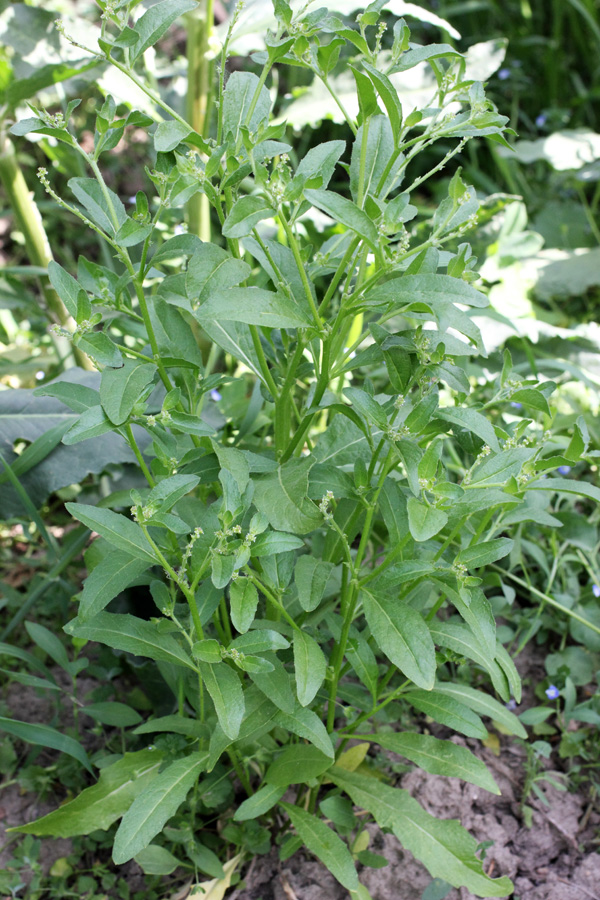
557;465;571;475
545;684;560;700
536;114;547;128
174;223;185;235
506;699;517;711
498;68;510;80
510;402;522;409
593;584;600;599
210;389;222;402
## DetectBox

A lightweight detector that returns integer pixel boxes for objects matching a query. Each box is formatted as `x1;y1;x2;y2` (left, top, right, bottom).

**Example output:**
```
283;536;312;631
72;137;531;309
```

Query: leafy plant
5;1;599;897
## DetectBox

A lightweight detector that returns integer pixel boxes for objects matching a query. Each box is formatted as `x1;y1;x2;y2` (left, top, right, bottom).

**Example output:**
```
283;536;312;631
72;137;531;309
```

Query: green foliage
3;1;599;898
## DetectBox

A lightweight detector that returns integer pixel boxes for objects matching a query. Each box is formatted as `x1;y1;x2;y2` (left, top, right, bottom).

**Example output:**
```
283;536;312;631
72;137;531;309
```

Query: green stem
124;424;155;486
186;1;214;241
278;210;323;330
0;137;90;369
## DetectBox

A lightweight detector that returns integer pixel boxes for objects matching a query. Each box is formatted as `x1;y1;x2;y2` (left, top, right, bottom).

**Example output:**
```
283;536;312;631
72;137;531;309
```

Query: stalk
185;1;214;241
0;136;91;369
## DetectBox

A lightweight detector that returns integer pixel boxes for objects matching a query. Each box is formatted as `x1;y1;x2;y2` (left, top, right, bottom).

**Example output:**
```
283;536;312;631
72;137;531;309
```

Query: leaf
526;477;600;505
294;140;345;191
253;458;322;535
154;120;191;152
68;177;126;234
273;707;334;759
251;531;305;556
430;621;509;700
362;62;403;140
470;448;534;486
152;234;203;265
65;503;155;562
266;745;332;786
330;770;512;897
230;578;259;633
229;630;290;654
100;360;157;426
434;683;526;738
24;621;69;670
0;717;92;773
456;538;513;569
64;612;196;670
198;662;244;740
294;556;334;611
248;654;296;714
62;405;115;445
406;689;488;739
510;388;551;416
362;589;436;690
369;732;499;793
221;196;276;239
234;783;285;821
134;845;181;876
365;274;487;310
437;408;500;453
293;629;327;706
76;332;123;368
113;753;207;864
196;287;311;329
47;261;79;317
222;71;271;141
280;803;359;891
304;189;380;253
350;116;401;201
11;750;163;837
147;474;201;513
407;498;448;542
83;702;143;727
130;0;198;63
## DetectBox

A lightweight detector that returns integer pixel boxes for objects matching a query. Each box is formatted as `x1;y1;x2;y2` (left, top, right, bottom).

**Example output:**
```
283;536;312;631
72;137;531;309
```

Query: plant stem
0;137;91;369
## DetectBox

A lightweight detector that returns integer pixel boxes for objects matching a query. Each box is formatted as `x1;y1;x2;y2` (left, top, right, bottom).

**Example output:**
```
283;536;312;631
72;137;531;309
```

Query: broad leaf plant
8;0;591;896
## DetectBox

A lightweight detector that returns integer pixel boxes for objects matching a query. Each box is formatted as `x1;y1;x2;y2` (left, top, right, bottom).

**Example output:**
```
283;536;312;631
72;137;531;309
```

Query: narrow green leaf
434;683;526;738
304;189;380;252
456;538;513;569
234;783;285;821
330;770;512;897
64;612;196;670
65;503;155;562
196;287;311;329
407;498;448;542
294;556;334;611
368;732;499;793
0;717;92;773
273;707;335;759
230;578;259;633
113;753;207;863
253;458;322;535
406;689;488;739
362;589;436;690
280;803;359;891
11;750;163;836
198;662;245;739
293;629;327;706
222;196;276;239
131;0;198;63
100;360;156;426
266;745;332;786
78;551;150;621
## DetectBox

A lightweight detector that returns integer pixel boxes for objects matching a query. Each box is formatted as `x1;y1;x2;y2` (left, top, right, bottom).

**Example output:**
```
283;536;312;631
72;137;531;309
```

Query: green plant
4;1;600;897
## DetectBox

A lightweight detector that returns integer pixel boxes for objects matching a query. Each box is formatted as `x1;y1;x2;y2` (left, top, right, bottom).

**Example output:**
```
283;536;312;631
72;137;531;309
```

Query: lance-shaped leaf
196;287;311;329
330;770;513;897
252;458;322;535
0;718;92;773
234;783;285;822
10;749;163;837
362;589;436;690
305;189;380;253
280;802;359;891
130;0;198;63
100;360;157;426
64;612;196;671
367;732;499;793
113;753;207;863
293;629;327;706
65;503;155;562
198;661;245;740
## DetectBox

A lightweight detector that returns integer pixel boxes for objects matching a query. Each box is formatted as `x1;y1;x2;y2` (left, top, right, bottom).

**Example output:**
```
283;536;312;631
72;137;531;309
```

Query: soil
1;649;599;900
